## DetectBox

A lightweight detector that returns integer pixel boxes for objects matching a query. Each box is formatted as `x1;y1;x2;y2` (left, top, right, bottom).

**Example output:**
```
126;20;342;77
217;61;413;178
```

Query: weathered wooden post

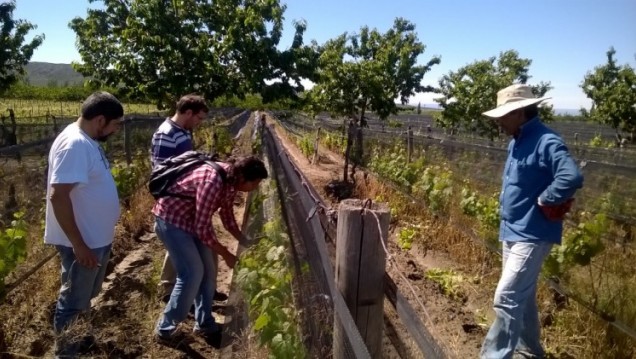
407;126;414;163
334;199;390;359
123;118;132;165
312;127;321;165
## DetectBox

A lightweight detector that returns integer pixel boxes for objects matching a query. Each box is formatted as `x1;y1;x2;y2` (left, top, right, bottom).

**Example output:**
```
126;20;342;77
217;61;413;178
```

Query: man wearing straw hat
480;84;584;359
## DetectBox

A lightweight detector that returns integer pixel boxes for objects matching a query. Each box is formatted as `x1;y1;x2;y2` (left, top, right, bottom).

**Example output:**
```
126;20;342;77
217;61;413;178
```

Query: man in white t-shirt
45;91;124;357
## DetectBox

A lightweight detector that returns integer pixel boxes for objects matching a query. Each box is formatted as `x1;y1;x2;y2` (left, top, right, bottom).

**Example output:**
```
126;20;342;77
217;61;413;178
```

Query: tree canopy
581;47;636;138
434;50;553;140
70;0;318;109
0;1;44;95
307;18;440;123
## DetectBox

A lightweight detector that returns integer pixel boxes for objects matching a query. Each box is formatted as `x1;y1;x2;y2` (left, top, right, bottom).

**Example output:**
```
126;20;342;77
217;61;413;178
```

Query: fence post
334;199;390;359
312;127;321;165
123;118;132;165
407;126;413;163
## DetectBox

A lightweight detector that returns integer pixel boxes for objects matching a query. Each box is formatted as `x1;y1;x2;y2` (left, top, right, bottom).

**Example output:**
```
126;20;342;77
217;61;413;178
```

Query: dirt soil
268;119;492;358
0;115;260;359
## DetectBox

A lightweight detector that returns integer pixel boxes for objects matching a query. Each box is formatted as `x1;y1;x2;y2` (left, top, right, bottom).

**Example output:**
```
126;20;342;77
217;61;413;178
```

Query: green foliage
544;212;608;277
70;0;317;109
297;134;314;159
0;211;28;297
435;50;554;140
387;118;403;128
581;47;636;138
397;225;417;250
0;1;44;95
235;216;306;359
587;133;615;148
320;131;346;154
426;268;465;300
3;82;155;105
308;18;439;122
412;165;453;215
110;160;148;200
459;187;500;245
369;143;453;215
213;127;234;156
368;143;423;188
0;97;158;120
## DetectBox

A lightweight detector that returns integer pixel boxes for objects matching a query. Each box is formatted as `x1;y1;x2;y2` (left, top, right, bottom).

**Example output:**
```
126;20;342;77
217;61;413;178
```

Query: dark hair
524;104;539;120
231;156;268;182
176;94;209;114
81;92;124;123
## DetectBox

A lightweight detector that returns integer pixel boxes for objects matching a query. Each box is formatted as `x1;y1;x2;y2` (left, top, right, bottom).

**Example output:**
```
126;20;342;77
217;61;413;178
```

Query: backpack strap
206;161;227;183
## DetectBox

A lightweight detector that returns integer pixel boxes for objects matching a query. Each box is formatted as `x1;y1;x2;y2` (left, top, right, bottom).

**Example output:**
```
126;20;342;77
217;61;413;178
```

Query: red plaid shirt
152;162;239;247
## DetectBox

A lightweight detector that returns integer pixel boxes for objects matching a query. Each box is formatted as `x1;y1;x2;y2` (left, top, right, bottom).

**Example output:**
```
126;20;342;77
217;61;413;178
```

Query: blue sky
14;0;636;109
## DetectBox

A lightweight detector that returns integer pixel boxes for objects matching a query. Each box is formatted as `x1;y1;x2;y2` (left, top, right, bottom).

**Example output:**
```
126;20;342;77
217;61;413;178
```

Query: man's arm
194;173;237;268
219;194;243;242
49;183;98;268
538;137;584;205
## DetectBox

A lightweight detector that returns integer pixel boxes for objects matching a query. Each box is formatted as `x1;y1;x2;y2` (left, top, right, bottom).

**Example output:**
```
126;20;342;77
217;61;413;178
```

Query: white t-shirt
44;123;120;249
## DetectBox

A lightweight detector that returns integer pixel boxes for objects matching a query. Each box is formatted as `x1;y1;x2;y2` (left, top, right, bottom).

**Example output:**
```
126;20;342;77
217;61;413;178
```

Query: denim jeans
54;244;111;333
154;216;219;337
481;241;553;359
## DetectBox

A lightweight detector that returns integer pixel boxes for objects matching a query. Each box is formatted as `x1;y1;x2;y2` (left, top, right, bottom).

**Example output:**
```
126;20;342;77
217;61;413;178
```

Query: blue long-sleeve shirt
499;117;584;244
150;119;193;167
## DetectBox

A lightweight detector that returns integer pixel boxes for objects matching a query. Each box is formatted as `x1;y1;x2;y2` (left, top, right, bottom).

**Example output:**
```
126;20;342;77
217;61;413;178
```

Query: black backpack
149;151;227;200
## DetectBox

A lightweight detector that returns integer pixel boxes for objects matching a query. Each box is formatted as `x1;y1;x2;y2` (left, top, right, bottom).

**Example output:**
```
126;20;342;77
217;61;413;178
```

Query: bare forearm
50;195;87;249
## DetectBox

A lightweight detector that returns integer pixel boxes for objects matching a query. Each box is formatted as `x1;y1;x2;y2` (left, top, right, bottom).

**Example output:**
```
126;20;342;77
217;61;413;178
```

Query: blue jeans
54;244;111;333
154;216;218;336
481;241;553;359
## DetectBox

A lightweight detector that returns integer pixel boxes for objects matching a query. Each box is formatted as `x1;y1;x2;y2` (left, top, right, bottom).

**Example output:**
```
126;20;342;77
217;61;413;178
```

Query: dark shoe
154;329;192;348
213;290;228;302
194;325;223;349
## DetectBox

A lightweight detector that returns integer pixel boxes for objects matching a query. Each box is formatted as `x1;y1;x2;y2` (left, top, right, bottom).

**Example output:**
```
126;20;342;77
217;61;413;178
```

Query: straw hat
483;84;550;118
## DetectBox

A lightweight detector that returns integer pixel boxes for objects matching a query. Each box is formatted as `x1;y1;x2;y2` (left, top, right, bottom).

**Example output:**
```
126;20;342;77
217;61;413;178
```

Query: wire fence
273;112;636;344
0;108;246;296
262;121;448;358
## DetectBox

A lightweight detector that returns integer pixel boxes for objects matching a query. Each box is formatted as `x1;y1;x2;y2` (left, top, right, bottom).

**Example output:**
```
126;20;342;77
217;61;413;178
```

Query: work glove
538;198;575;221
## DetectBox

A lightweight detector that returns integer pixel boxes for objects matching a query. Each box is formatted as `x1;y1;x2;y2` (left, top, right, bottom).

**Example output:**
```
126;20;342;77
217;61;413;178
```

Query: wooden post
334;199;390;359
123;118;132;165
312;127;321;165
407;126;413;163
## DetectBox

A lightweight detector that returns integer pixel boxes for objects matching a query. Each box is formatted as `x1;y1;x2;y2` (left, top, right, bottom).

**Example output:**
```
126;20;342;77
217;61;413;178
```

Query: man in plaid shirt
153;155;268;346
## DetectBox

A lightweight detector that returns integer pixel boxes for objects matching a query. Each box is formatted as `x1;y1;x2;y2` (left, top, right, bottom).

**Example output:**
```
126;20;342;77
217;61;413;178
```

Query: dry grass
275;120;636;358
119;187;155;241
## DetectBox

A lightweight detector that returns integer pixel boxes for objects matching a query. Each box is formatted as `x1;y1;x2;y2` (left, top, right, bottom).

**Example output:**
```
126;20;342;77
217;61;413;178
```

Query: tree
0;1;44;95
417;102;421;114
581;47;636;141
435;50;553;140
307;18;439;180
70;0;318;110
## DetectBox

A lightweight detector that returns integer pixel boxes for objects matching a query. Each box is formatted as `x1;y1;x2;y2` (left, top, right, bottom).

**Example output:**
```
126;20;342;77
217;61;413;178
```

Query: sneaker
213;290;229;302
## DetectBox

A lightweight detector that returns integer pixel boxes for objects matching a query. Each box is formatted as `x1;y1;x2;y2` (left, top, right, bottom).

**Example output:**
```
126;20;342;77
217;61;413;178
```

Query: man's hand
73;244;99;269
539;198;575;221
209;241;237;268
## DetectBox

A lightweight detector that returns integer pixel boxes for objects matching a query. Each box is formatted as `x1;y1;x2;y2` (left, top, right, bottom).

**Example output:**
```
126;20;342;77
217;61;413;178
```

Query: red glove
539;198;575;221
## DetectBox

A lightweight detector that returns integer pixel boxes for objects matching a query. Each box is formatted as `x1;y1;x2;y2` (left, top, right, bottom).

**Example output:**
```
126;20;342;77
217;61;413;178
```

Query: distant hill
25;62;85;86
